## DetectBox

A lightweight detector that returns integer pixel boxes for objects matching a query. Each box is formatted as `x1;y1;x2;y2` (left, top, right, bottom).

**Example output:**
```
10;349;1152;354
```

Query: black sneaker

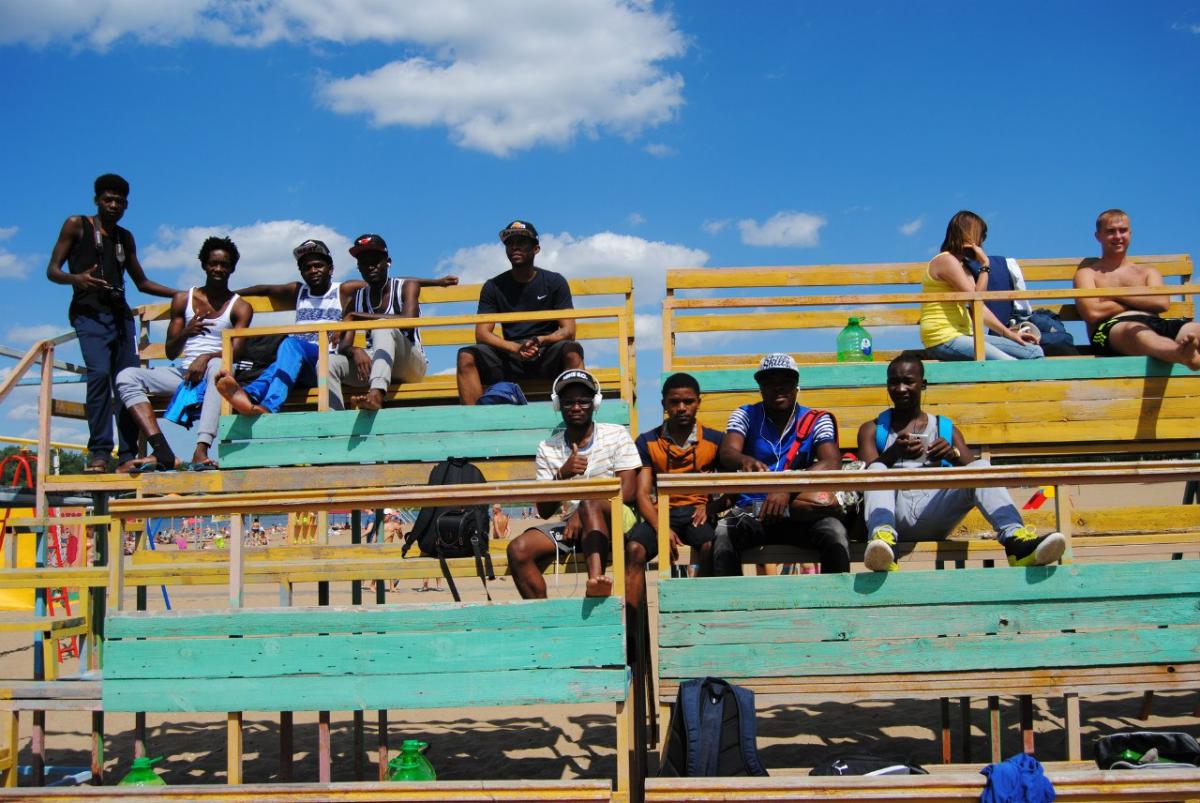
1004;528;1066;567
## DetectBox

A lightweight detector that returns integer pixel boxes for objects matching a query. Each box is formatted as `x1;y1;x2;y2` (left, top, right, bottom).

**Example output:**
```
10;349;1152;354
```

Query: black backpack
403;458;495;602
1095;731;1200;769
659;677;768;777
232;334;287;383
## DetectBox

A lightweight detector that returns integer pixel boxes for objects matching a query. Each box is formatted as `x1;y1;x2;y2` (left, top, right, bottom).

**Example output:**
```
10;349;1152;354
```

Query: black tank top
67;216;134;317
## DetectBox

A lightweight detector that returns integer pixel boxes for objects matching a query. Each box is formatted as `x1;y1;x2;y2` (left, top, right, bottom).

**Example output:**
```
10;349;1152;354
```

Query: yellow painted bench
663;254;1194;368
135;276;636;408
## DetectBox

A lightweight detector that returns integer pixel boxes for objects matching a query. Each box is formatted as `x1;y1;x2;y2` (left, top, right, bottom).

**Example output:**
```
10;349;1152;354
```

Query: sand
3;485;1198;785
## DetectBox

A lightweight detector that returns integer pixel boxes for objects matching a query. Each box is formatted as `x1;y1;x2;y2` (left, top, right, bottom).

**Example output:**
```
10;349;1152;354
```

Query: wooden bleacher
651;465;1200;788
127;276;637;408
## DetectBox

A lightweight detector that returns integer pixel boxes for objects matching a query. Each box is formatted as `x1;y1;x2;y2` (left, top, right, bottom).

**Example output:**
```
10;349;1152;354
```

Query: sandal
190;460;219;472
83;456;110;474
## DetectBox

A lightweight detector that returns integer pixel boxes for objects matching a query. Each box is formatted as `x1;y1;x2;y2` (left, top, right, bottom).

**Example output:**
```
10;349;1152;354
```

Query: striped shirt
536;422;640;517
294;281;343;348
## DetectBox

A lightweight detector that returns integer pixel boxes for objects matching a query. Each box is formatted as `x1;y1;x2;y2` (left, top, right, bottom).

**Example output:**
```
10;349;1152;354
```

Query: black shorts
624;505;717;563
460;340;582;385
1091;314;1191;356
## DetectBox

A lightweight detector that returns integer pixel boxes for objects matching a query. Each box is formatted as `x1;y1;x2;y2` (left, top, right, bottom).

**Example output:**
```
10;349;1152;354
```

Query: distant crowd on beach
49;173;1199;610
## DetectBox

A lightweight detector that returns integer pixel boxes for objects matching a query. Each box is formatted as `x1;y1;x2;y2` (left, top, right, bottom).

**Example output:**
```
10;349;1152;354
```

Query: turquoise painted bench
216;401;632;471
103;598;631;794
655;560;1200;768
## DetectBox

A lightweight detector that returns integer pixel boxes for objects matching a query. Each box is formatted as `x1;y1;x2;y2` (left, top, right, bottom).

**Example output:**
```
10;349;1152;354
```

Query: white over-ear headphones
551;369;603;412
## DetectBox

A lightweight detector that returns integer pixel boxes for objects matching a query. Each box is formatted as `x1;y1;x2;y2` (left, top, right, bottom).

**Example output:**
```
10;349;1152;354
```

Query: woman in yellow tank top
919;211;1043;361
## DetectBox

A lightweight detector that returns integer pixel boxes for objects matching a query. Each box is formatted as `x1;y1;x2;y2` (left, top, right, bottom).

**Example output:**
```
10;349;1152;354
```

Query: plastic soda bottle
388;740;436;781
836;317;873;362
117;756;166;786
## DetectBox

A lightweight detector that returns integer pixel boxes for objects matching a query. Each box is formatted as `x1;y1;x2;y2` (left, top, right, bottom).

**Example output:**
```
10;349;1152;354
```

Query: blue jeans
926;335;1043;361
239;336;348;413
72;310;140;464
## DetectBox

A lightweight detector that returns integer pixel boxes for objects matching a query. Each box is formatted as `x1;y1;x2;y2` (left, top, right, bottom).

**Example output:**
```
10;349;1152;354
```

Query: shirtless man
1074;209;1200;369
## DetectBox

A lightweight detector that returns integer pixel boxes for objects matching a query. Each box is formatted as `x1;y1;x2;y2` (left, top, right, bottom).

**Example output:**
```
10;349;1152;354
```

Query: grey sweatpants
330;329;427;392
864;458;1024;543
115;359;223;447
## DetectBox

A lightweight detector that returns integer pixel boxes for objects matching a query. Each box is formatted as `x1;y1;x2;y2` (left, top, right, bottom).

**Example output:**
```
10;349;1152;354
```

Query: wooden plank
219;429;560;468
657;561;1200;613
687;356;1195;393
664;254;1191;289
107;597;622;638
138;459;537;495
659;625;1200;679
219;401;630;442
111;476;620;517
104;667;629;712
25;779;616;800
658;596;1200;647
644;767;1200;801
106;625;625;679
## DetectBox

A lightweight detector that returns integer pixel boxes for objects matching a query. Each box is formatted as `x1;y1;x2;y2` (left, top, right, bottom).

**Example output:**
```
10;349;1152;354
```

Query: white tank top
179;288;240;369
352;277;422;350
295;281;343;348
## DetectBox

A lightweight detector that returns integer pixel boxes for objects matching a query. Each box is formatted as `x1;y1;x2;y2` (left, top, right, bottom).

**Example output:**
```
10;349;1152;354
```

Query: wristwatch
978;265;990;274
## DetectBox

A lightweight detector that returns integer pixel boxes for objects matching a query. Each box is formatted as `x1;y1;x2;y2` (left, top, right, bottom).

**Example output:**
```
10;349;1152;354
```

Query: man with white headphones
507;369;641;598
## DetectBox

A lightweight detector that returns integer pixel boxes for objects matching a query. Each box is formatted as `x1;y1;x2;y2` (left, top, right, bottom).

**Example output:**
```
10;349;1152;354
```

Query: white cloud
6;403;39;422
738;211;826;247
634;312;662;351
899;217;924;236
701;219;731;235
644;143;677;157
1171;22;1200;34
0;224;33;278
627;213;646;227
142;220;353;286
5;324;67;345
436;231;708;305
1;2;686;157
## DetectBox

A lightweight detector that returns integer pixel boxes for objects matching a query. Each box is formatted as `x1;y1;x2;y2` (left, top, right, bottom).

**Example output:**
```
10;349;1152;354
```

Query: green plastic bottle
388;740;436;781
117;756;166;786
836;317;873;362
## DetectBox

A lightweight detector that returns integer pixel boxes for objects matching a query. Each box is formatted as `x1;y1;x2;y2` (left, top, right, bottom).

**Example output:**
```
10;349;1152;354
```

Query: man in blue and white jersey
715;353;850;575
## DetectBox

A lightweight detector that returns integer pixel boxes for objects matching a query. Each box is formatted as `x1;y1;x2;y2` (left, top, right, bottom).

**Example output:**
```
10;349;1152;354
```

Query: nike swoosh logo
537;294;548;300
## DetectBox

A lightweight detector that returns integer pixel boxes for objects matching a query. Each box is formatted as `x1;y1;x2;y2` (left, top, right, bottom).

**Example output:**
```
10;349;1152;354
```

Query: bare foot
1178;334;1200;370
216;371;262;415
357;389;384;411
115;456;156;474
585;575;614;597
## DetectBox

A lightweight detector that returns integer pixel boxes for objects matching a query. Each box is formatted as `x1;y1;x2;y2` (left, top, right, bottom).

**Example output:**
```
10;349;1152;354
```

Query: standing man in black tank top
45;174;180;473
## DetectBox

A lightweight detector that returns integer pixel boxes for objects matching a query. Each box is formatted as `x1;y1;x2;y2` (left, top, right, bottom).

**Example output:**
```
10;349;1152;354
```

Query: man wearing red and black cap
334;234;458;410
456;220;585;404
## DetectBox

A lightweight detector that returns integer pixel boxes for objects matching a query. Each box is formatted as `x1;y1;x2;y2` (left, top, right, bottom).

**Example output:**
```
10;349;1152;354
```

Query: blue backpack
874;410;955;467
658;677;768;777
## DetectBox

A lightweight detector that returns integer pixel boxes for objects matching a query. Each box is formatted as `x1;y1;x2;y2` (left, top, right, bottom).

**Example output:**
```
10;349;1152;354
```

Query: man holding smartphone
456;220;585;404
856;352;1065;571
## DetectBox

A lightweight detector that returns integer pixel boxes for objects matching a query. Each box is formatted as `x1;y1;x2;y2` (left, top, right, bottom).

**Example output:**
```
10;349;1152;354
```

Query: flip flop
190;460;219;472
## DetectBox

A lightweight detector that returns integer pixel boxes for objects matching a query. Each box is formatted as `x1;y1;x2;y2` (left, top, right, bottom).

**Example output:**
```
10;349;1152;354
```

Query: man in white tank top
333;234;459;410
115;237;253;470
216;239;361;414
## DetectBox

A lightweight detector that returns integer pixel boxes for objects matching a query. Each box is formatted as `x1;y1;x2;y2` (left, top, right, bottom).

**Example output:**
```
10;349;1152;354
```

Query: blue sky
2;1;1199;449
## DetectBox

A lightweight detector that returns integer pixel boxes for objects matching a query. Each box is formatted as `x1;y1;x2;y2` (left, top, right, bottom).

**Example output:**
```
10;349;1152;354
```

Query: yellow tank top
919;256;972;347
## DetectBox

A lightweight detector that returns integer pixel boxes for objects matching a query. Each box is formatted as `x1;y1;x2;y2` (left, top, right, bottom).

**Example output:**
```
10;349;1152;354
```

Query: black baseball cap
499;220;539;243
554;369;600;397
293;239;332;264
349;234;388;257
